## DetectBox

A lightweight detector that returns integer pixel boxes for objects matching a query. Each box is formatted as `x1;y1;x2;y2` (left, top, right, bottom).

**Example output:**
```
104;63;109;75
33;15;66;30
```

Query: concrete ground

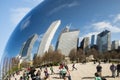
11;62;120;80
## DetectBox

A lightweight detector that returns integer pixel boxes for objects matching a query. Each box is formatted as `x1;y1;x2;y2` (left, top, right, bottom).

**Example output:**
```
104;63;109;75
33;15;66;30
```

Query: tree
20;61;31;68
69;48;86;62
33;56;42;67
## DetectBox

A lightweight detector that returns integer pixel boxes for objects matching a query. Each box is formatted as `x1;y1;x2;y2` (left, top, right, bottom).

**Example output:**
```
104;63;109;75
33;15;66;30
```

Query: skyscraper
91;35;96;46
80;37;90;53
112;40;120;50
56;27;80;56
97;30;111;53
21;34;38;61
19;42;26;58
37;20;61;56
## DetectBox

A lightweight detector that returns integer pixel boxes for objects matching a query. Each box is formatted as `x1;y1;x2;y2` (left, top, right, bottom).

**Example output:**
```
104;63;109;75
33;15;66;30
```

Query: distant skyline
1;0;120;61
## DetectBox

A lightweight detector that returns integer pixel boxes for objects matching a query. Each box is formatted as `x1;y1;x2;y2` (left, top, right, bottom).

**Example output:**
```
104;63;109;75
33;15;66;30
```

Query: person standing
96;63;102;77
50;65;54;74
36;70;41;80
116;62;120;77
44;67;50;80
95;72;102;80
110;63;116;78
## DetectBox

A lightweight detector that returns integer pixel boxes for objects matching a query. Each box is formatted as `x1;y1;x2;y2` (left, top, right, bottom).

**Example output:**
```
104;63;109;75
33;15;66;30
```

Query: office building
112;40;120;50
37;20;61;56
97;30;111;53
80;37;90;53
56;27;80;56
21;34;38;61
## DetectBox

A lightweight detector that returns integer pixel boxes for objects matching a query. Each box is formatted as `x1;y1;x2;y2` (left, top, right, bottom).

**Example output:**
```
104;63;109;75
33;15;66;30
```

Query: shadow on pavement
82;75;115;80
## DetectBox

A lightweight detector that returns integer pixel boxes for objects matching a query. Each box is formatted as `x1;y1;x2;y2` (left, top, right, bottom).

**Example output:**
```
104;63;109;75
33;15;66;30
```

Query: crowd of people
95;62;120;80
5;61;120;80
17;63;72;80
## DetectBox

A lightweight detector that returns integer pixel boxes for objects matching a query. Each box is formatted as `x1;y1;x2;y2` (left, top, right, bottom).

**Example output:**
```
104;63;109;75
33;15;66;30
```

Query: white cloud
10;8;31;26
49;1;79;15
114;14;120;23
25;0;44;4
79;32;99;42
20;15;31;30
92;21;120;33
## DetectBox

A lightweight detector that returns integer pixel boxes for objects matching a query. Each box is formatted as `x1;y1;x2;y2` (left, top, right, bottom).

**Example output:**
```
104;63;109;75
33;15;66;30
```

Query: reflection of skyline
18;20;120;61
1;0;120;79
3;0;120;59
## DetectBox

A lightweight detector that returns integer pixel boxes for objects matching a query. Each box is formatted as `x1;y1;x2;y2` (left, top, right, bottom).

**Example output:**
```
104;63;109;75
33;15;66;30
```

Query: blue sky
0;0;44;61
1;0;120;61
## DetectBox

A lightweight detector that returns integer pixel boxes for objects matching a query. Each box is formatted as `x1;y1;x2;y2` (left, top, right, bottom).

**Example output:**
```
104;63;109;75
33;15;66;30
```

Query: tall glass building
20;34;38;61
112;40;120;50
97;30;111;53
56;27;80;56
37;20;61;56
80;37;90;53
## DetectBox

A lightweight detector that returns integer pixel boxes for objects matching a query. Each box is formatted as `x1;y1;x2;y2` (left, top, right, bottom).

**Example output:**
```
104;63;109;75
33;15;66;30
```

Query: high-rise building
90;35;98;50
37;20;61;56
91;35;97;46
56;27;80;56
97;30;111;53
19;42;26;58
21;34;38;61
80;37;90;53
112;40;120;50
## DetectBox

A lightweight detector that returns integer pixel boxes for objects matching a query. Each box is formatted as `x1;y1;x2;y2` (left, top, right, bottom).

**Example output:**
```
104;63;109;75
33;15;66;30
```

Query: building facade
80;37;90;53
20;34;38;61
37;20;61;56
56;27;80;56
112;40;120;50
97;30;111;53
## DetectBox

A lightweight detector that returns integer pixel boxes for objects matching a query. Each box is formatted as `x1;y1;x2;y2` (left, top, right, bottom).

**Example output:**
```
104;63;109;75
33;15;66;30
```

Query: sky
0;0;44;62
1;0;120;61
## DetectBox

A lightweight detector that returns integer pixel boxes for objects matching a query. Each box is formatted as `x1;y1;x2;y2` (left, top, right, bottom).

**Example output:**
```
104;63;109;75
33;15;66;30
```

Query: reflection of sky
4;0;120;57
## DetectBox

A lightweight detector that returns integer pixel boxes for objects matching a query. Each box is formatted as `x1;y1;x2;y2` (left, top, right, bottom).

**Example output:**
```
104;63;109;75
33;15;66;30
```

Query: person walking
65;65;72;80
72;63;77;71
116;62;120;77
110;63;116;78
44;67;50;80
50;65;54;74
96;63;102;77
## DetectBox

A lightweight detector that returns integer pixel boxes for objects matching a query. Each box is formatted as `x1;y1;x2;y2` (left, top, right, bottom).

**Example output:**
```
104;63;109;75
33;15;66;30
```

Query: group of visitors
95;62;120;80
110;63;120;78
19;67;41;80
59;63;71;80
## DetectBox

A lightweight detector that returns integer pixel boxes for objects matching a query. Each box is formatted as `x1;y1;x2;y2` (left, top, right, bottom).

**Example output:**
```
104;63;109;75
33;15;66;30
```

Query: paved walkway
11;62;120;80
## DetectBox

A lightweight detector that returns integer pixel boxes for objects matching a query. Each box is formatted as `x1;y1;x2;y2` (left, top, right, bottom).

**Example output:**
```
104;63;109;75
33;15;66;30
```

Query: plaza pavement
11;62;120;80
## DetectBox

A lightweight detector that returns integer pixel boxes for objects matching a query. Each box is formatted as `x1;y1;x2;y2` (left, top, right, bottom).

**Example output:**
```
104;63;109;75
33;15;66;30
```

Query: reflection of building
56;27;80;56
37;20;61;56
90;35;98;50
20;34;38;61
97;30;111;53
80;37;89;53
91;35;97;46
112;40;120;50
19;42;26;58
